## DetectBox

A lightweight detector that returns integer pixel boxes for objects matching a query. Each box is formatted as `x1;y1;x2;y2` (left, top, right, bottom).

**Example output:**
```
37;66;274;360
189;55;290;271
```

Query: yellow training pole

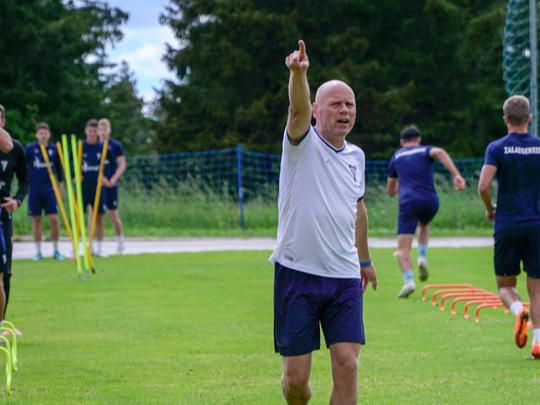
71;136;92;274
39;144;74;244
61;135;82;279
89;139;108;246
57;142;82;238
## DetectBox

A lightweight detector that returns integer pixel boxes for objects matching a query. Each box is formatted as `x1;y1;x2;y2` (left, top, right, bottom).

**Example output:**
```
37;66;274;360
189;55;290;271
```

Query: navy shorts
397;199;439;235
28;187;58;216
274;262;365;357
104;185;119;210
494;226;540;279
82;183;105;214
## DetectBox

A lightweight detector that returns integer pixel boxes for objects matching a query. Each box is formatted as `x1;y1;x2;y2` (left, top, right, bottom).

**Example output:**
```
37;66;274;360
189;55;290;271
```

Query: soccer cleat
418;257;429;282
52;250;64;261
398;281;416;298
33;252;44;261
514;309;529;349
531;342;540;360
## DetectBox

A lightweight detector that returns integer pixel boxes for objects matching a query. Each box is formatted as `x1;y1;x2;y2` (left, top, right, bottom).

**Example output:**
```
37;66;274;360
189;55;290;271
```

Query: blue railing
120;146;483;227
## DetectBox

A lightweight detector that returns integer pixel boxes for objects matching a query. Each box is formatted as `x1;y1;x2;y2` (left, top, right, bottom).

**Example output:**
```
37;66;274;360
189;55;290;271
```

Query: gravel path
12;236;493;260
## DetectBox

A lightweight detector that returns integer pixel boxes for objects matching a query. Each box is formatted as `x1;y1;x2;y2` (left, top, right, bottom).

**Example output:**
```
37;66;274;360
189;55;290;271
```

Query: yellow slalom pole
57;142;82;239
39;144;74;244
89;139;108;247
61;135;82;279
71;136;93;274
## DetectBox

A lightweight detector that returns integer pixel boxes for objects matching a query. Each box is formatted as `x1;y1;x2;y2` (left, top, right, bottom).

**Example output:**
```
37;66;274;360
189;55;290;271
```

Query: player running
386;125;465;298
0;105;29;336
478;95;540;360
98;118;125;254
25;123;64;261
270;40;377;405
81;119;115;257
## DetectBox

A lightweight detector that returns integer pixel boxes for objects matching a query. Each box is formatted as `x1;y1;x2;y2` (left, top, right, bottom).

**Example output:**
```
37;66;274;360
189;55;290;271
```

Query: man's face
313;85;356;139
85;125;98;142
36;128;50;144
98;122;110;141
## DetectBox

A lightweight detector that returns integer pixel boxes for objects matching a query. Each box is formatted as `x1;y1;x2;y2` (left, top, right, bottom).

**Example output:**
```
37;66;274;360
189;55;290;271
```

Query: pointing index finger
298;39;306;58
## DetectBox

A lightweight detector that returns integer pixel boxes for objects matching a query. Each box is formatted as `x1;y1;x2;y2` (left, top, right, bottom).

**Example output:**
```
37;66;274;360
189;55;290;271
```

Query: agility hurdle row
422;284;529;323
0;321;20;395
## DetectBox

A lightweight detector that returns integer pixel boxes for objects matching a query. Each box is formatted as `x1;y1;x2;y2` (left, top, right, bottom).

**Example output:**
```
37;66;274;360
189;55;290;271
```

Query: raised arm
429;147;466;190
356;200;377;292
478;164;497;221
285;40;311;141
0;128;13;153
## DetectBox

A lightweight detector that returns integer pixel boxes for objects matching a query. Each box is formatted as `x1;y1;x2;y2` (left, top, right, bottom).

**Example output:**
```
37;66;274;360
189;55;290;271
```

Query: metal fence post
236;145;245;229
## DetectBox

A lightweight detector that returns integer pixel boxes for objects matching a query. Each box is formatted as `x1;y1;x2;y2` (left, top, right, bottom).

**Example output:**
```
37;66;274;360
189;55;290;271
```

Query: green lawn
4;249;539;404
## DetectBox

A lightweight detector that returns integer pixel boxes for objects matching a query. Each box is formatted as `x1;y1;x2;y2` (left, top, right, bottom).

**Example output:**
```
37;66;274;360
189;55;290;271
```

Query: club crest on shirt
0;161;7;172
348;164;357;183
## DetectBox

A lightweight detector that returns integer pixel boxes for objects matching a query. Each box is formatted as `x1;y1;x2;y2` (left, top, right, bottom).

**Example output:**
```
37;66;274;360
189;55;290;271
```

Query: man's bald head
315;80;355;104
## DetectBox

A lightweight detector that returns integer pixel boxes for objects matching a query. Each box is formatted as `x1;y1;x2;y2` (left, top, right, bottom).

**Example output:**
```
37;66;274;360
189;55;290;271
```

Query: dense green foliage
0;0;151;147
6;250;539;402
159;0;508;158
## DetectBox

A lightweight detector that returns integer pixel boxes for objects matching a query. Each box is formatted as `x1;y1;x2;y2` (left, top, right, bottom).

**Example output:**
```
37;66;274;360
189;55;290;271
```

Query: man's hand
453;175;466;191
285;40;309;74
2;197;18;213
103;178;114;188
486;204;496;221
361;264;377;293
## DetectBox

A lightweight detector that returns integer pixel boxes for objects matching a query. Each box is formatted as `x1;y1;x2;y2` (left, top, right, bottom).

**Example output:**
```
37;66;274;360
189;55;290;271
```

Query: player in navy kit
25;123;64;261
82;119;115;256
98;118;125;254
387;125;465;298
478;95;540;359
0;105;28;336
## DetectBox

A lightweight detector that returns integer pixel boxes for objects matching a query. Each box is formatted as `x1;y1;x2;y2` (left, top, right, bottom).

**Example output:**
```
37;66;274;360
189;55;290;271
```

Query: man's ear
312;102;318;120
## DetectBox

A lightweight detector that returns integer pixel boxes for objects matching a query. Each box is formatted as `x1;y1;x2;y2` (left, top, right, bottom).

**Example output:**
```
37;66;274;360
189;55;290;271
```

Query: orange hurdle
431;288;480;306
475;302;529;323
439;291;495;311
450;294;499;315
421;284;474;301
464;299;502;319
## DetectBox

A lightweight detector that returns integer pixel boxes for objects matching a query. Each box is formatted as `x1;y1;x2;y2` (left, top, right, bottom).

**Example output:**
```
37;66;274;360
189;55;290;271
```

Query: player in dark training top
387;125;465;298
25;123;64;261
0;105;29;336
478;95;540;360
82;119;115;256
98;118;125;254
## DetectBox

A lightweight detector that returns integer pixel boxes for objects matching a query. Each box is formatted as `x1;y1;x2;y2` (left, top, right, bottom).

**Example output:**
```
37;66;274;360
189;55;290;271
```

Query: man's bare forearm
355;202;371;262
435;149;460;177
287;71;311;138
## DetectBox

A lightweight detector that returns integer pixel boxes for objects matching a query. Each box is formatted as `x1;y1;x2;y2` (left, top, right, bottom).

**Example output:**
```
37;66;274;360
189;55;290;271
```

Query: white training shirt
269;126;366;279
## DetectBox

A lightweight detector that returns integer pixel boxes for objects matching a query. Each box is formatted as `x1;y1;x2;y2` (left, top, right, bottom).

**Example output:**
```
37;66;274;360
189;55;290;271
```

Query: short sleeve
281;126;313;165
358;149;366;201
115;141;125;157
387;155;397;178
484;142;499;167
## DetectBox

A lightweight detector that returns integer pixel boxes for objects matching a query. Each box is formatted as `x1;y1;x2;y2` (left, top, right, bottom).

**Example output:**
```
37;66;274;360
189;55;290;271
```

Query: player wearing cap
387;125;465;298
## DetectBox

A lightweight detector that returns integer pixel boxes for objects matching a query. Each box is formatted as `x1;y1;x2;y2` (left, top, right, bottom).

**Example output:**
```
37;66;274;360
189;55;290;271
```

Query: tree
158;0;507;158
0;0;128;143
103;62;154;153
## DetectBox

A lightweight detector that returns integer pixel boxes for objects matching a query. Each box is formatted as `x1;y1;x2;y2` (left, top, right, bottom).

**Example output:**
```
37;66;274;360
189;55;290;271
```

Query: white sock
35;242;41;254
97;240;102;252
510;301;523;317
117;235;123;244
53;241;58;251
533;329;540;344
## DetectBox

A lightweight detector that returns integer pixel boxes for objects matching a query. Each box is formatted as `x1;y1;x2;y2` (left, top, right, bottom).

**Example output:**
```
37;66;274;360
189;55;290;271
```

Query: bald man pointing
270;40;377;405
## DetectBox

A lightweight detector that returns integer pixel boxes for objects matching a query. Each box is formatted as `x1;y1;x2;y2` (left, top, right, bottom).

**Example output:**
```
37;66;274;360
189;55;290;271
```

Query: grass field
3;248;539;404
